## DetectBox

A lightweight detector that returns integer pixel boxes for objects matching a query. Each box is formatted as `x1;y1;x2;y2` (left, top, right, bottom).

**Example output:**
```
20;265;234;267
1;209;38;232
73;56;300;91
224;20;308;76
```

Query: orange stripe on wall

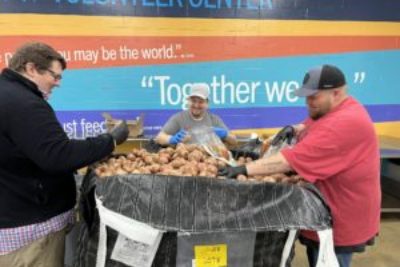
0;36;399;69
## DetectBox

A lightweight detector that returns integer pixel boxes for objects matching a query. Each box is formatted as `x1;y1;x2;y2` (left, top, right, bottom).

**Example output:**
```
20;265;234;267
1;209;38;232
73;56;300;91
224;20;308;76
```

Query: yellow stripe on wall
232;121;400;143
375;121;400;139
0;14;400;36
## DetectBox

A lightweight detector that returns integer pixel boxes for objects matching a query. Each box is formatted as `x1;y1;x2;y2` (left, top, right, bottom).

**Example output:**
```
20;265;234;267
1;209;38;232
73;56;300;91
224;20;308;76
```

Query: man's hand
218;165;247;179
213;127;228;139
169;129;187;145
109;120;129;146
271;125;295;146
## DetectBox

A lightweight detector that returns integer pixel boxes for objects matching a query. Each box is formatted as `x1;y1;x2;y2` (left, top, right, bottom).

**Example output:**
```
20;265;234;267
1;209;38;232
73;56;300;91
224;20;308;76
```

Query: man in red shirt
219;65;381;267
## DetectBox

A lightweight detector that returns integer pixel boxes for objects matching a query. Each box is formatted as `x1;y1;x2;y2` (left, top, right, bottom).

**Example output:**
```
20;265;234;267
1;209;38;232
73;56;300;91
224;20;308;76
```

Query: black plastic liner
75;171;331;267
96;174;330;232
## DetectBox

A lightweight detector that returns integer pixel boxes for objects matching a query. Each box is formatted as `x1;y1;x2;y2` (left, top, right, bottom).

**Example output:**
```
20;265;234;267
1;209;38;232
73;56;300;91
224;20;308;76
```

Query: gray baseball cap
295;65;346;97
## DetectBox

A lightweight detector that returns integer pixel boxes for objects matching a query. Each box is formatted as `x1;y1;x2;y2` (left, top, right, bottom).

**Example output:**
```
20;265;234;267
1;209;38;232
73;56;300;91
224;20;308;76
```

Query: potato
206;165;218;175
122;162;135;173
204;157;218;166
253;175;264;181
237;174;247;181
127;153;136;161
95;167;105;177
188;150;204;162
165;147;175;155
270;173;288;182
262;176;276;183
138;167;151;174
149;164;161;173
116;155;126;162
115;168;127;175
170;158;186;169
143;155;154;164
181;164;199;176
185;144;198;152
198;171;209;177
158;155;170;164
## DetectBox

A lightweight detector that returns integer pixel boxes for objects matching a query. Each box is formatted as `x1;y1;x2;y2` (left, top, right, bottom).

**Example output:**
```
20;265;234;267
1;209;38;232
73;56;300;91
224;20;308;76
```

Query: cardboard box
102;113;144;138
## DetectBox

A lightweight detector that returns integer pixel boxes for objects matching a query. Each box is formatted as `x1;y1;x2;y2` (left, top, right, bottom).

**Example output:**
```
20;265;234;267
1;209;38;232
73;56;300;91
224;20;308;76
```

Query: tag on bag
111;231;163;267
177;231;256;267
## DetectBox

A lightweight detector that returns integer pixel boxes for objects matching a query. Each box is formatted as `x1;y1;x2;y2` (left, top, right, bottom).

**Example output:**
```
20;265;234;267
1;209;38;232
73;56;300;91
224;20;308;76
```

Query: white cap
189;83;210;100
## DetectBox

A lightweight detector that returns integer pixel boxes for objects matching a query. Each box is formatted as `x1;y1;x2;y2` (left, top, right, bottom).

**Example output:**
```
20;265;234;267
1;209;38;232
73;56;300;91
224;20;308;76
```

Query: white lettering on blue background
144;74;299;109
21;0;275;10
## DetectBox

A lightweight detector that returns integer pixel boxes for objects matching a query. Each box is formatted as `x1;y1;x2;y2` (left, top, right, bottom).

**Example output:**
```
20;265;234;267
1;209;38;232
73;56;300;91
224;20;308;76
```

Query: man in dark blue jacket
0;42;129;266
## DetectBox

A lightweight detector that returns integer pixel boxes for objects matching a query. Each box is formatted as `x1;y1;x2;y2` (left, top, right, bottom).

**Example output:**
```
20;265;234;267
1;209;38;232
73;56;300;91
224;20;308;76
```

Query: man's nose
54;79;61;87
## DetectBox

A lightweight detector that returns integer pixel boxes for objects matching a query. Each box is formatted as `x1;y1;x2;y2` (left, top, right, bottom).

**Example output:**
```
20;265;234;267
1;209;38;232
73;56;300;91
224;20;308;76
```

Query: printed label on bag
111;232;162;267
194;244;227;267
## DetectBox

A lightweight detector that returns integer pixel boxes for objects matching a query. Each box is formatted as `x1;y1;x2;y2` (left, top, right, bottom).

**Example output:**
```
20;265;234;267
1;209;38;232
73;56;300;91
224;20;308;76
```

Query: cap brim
294;87;319;97
188;94;207;100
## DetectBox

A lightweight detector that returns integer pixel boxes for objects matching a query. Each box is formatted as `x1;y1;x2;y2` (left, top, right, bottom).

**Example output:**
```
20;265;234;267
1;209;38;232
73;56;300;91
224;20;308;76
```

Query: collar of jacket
1;68;44;99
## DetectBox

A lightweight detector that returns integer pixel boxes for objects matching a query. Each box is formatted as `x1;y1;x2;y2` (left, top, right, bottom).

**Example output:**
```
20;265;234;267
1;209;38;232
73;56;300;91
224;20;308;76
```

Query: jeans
306;245;353;267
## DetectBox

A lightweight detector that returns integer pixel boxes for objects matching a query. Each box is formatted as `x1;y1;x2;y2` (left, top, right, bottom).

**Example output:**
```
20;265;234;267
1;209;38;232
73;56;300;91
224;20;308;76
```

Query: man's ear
333;88;342;98
24;62;37;78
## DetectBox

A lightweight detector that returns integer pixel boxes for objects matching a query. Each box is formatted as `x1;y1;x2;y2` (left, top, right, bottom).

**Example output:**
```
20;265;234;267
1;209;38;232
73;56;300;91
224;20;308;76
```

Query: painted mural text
1;44;184;67
142;75;299;109
6;0;274;10
63;118;106;138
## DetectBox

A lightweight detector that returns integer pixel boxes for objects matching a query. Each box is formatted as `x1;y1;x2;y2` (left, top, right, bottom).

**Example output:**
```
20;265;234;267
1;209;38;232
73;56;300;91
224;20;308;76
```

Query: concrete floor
292;194;400;267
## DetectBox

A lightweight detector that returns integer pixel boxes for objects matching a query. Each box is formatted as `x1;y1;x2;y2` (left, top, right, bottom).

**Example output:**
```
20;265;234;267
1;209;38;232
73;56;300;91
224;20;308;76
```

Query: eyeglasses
45;69;62;81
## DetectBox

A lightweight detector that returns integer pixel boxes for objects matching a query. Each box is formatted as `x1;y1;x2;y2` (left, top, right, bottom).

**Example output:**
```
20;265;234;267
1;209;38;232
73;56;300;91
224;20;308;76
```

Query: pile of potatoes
235;173;305;184
95;144;223;178
94;143;305;185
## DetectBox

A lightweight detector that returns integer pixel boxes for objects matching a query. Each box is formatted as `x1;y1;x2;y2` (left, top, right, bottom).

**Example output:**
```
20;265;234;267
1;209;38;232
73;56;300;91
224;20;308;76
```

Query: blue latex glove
213;127;228;139
169;129;187;144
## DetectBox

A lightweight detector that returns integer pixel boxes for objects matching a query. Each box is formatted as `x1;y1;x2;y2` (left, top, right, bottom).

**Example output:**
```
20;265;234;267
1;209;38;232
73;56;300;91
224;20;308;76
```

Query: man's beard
309;110;324;120
190;110;204;119
308;103;331;120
